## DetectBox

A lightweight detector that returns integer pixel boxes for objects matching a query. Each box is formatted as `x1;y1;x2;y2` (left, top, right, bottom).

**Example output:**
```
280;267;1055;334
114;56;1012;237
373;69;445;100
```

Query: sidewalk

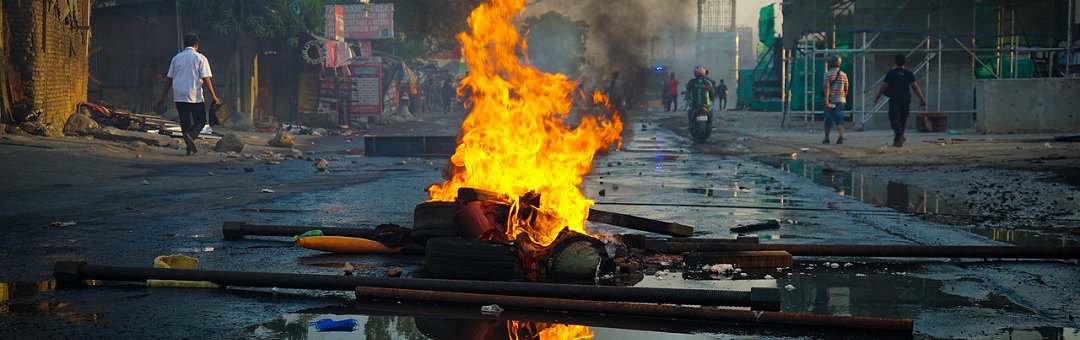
712;109;1080;168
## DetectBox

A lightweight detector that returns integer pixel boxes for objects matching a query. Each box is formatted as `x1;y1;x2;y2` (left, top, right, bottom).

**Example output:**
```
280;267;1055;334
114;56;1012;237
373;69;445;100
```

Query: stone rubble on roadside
214;133;245;153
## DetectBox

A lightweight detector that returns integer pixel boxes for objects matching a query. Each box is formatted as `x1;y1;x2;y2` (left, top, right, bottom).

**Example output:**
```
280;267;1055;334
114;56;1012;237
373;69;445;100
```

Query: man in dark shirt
875;53;927;147
715;79;729;110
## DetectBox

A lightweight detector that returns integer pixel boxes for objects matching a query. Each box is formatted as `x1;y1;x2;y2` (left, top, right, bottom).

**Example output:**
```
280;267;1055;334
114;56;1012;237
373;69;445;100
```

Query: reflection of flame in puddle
425;0;622;247
508;321;593;340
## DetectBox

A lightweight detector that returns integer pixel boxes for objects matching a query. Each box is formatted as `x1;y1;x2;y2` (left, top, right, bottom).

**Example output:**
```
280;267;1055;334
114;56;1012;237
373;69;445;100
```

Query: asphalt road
1;109;1078;339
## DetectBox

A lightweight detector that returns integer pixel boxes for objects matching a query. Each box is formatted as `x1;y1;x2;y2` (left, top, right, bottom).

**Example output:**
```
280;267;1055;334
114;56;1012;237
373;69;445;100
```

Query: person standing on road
875;53;928;148
822;55;848;144
716;79;729;110
156;34;220;156
665;72;680;111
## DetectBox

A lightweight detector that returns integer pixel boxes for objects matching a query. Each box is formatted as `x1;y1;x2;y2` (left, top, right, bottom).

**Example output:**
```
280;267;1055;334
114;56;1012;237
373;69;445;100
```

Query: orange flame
508;321;594;340
427;0;623;246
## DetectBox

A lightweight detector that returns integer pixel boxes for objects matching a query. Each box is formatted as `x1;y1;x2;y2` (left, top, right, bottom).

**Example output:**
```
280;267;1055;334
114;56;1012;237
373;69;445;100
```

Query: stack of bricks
6;0;89;131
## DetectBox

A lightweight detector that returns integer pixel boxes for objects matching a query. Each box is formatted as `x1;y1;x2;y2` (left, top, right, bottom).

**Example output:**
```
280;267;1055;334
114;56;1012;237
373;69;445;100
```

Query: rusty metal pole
661;242;1080;259
353;286;913;333
53;261;779;310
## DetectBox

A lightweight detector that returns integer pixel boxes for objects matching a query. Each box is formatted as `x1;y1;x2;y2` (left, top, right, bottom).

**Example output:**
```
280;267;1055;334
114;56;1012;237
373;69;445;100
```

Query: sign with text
325;4;394;41
349;57;383;116
324;5;344;41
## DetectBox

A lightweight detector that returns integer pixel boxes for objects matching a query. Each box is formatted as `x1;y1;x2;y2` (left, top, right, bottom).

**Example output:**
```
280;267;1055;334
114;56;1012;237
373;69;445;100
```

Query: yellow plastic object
145;254;220;288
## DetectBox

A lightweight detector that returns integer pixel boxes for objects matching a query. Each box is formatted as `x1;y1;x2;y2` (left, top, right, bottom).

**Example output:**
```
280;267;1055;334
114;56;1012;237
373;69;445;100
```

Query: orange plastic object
297;236;402;254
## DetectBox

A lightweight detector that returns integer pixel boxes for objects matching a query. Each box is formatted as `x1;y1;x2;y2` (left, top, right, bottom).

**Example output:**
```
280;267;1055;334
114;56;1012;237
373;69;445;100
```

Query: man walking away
716;79;729;110
156;34;220;156
665;73;679;111
875;53;928;147
822;56;848;144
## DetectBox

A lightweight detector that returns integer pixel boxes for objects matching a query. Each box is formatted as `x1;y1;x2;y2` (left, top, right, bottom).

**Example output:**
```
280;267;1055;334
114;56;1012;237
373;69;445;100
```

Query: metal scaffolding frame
780;0;1076;130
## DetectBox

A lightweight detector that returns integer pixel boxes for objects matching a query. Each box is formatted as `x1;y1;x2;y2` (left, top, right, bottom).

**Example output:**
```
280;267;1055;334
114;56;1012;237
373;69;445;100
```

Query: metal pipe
53;261;773;309
353;286;913;333
1069;0;1075;77
221;221;378;240
661;243;1080;259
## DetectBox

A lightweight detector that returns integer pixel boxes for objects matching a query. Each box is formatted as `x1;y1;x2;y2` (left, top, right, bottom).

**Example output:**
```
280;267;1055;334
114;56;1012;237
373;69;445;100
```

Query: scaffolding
698;0;737;33
778;0;1077;130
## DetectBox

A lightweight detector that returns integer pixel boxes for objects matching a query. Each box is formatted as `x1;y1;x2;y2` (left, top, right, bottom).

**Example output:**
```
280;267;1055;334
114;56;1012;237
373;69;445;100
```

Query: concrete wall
975;78;1080;134
6;0;89;133
696;32;738;96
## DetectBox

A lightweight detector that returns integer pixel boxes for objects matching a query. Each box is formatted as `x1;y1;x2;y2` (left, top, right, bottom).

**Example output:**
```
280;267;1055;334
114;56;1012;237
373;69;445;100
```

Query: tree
366;0;485;59
178;0;324;46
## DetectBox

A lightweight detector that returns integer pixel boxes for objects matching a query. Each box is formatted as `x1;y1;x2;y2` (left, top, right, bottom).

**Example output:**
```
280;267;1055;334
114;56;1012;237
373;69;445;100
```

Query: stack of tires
412;202;523;281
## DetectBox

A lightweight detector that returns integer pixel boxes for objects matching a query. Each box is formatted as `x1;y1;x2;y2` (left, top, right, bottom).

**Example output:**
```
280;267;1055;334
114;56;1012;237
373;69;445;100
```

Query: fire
508;321;594;340
426;0;623;246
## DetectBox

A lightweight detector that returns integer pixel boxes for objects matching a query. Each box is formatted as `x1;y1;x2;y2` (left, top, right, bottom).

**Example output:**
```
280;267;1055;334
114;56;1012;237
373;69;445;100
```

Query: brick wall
7;0;89;131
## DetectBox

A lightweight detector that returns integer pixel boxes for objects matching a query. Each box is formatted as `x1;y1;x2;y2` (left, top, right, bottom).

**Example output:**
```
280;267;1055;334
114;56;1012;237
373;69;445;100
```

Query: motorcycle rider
686;65;715;130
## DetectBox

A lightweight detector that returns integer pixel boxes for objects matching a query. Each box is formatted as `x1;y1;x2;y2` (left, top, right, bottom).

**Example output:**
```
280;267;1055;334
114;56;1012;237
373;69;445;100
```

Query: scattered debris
314;159;330;172
312;318;358;332
387;267;403;277
268;131;296;148
480;304;504;316
261;189;275;193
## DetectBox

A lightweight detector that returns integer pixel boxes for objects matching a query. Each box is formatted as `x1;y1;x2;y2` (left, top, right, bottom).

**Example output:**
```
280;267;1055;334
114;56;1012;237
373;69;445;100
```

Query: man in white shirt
156;34;220;156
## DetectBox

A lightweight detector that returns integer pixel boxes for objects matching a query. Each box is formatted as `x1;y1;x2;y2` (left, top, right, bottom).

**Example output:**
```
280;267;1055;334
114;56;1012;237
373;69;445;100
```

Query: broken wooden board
587;208;693;237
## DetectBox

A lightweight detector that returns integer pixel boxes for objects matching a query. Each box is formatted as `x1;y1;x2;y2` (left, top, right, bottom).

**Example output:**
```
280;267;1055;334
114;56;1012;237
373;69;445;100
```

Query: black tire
411;201;463;245
424;237;523;281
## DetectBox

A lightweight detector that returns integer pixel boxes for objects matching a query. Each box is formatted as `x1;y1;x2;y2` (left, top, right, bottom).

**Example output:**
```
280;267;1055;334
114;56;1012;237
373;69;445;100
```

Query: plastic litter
312;318;358;332
293;229;324;241
480;304;504;316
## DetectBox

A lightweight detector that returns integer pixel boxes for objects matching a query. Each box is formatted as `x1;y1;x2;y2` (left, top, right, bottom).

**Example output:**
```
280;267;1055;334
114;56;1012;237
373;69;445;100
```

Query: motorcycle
683;91;711;143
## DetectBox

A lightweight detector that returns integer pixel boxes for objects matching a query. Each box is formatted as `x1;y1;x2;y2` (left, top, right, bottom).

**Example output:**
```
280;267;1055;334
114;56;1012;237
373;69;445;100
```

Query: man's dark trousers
887;98;910;141
176;102;207;153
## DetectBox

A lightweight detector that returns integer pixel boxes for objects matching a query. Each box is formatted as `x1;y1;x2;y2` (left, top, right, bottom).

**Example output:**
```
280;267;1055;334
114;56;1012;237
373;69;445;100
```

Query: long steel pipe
353;286;913;333
221;221;377;240
53;261;777;310
662;242;1080;259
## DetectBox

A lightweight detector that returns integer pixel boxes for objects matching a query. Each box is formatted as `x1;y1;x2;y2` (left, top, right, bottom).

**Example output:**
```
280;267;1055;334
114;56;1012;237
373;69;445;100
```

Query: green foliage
178;0;324;46
106;0;485;56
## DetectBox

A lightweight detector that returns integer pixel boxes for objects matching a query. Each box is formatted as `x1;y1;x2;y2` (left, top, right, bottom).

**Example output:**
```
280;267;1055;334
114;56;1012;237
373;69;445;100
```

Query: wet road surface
2;111;1078;339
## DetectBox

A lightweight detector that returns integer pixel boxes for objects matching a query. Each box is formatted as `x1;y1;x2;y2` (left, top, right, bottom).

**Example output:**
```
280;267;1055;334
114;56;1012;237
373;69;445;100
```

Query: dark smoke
525;0;697;86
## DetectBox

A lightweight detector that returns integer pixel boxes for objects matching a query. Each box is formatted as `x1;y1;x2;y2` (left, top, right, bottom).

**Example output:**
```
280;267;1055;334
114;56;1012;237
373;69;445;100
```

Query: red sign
324;5;344;41
348;57;383;116
325;4;394;40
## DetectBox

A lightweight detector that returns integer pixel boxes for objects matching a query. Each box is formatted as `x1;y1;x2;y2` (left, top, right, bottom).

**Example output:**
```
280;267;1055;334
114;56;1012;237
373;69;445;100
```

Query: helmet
828;56;842;68
693;65;707;77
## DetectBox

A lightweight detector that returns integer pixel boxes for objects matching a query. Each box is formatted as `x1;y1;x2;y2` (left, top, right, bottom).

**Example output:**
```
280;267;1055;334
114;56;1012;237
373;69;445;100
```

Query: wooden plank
684;251;793;268
587;209;693;237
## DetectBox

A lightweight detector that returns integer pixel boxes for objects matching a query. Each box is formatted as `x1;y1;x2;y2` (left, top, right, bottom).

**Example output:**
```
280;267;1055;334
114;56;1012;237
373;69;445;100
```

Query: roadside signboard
325;4;394;41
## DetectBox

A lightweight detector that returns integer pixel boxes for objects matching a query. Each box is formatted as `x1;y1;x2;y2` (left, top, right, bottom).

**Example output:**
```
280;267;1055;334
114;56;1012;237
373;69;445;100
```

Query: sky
736;0;777;29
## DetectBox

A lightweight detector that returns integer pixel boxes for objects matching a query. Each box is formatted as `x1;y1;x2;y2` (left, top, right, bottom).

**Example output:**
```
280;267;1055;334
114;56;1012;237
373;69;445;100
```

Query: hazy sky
736;0;777;29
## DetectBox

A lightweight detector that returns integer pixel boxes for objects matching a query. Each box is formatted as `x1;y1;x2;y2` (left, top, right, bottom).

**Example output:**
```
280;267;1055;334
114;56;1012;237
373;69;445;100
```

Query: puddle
755;157;969;216
781;263;1033;316
991;327;1079;340
0;280;56;303
961;227;1078;246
